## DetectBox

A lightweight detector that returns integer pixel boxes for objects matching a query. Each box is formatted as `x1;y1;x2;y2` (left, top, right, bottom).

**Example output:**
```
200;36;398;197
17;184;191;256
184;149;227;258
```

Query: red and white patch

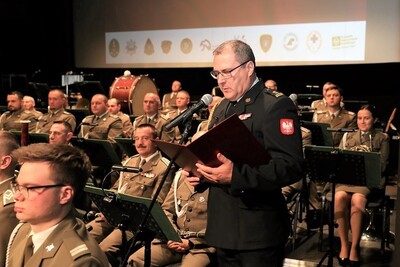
238;113;252;120
280;119;294;135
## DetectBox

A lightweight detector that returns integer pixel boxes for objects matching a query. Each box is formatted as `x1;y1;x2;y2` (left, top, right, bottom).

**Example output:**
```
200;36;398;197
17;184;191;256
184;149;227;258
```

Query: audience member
128;130;215;267
86;124;175;266
264;79;278;91
0;91;36;132
107;97;133;138
78;94;123;142
35;89;77;133
6;143;109;266
0;131;20;267
312;85;356;146
49;120;74;145
162;80;182;113
22;95;43;119
185;40;304;267
335;104;389;266
133;92;175;142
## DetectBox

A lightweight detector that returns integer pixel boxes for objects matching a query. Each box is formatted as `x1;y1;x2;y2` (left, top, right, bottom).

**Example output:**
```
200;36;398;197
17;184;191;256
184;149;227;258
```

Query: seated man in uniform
6;143;109;266
107;97;133;138
86;124;175;266
133;92;175;142
78;94;123;143
0;91;36;132
0;131;20;267
127;130;216;267
35;89;77;133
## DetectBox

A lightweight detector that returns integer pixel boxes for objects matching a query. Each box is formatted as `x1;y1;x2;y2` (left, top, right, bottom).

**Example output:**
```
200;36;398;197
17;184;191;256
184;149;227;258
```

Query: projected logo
307;31;322;52
260;34;272;53
144;38;155;55
126;40;137;55
161;40;172;54
283;33;298;51
108;39;120;58
180;38;193;54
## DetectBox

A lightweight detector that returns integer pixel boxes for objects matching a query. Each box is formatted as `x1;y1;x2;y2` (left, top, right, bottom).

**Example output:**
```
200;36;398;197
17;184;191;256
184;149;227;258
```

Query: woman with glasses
6;143;109;267
184;40;304;267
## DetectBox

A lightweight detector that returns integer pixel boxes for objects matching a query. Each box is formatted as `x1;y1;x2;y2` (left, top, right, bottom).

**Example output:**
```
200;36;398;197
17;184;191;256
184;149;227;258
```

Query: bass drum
109;74;158;116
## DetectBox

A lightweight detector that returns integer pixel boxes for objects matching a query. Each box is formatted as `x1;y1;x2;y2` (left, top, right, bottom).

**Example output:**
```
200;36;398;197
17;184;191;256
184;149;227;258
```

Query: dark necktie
23;235;34;264
225;101;237;117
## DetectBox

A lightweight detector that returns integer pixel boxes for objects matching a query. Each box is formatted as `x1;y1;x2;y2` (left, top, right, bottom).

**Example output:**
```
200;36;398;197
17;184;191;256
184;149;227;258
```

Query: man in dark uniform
184;40;304;266
0;91;36;132
35;89;77;133
0;131;20;267
6;143;109;266
78;94;123;143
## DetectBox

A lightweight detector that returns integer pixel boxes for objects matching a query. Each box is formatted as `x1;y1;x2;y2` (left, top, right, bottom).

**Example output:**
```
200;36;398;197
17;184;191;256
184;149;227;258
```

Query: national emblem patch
280;119;294;135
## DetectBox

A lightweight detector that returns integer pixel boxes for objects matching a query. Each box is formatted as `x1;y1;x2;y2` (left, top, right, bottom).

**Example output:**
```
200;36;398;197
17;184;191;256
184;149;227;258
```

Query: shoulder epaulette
316;110;327;114
266;90;284;98
22;110;32;114
160;157;171;166
159;113;169;121
109;114;119;119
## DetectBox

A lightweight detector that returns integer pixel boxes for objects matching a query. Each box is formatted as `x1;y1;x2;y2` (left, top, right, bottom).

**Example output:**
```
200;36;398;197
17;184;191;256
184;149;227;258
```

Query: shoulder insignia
69;243;90;259
63;111;73;115
266;90;284;98
135;115;145;120
159;113;169;121
22;110;32;114
160;157;171;166
110;114;119;119
3;189;15;206
316;110;326;114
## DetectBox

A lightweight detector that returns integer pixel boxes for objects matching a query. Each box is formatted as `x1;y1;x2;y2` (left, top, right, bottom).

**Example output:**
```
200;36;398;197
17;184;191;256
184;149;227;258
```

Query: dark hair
8;91;24;100
11;143;92;199
359;104;377;119
52;120;73;133
213;40;256;67
135;123;159;139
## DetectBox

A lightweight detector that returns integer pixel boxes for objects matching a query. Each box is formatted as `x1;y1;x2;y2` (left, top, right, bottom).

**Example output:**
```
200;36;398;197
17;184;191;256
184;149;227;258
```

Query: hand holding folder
153;115;270;177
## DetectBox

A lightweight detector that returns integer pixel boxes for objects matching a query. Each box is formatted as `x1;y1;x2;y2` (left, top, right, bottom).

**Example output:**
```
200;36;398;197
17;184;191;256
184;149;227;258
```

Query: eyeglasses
210;60;250;80
11;181;65;199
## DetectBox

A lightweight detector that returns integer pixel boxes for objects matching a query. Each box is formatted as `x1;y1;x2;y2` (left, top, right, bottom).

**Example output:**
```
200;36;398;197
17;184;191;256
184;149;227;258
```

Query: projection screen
73;0;400;68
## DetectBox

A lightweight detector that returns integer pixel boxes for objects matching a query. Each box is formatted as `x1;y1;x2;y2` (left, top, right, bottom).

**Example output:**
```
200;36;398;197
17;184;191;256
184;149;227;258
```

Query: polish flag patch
280;119;294;135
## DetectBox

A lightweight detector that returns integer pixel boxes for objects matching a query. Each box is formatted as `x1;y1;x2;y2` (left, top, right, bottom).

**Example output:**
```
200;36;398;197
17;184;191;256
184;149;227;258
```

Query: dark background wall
1;0;399;173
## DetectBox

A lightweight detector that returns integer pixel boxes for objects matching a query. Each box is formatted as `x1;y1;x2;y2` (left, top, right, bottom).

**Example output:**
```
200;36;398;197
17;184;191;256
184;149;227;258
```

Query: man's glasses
210;60;250;80
11;182;65;199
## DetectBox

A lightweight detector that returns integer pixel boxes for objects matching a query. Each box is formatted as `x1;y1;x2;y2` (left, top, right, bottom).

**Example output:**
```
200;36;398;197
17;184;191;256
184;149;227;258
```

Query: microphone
112;165;141;173
288;94;298;106
327;128;357;132
165;94;213;131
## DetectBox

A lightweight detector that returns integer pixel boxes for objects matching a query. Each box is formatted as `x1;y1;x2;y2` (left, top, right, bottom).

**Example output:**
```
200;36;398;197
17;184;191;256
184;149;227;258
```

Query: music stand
70;137;121;186
84;185;181;267
301;121;333;147
304;145;382;267
114;137;137;157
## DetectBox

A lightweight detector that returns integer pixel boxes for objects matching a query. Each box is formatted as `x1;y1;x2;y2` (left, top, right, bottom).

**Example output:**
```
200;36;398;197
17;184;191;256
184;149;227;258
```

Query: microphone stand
119;118;193;267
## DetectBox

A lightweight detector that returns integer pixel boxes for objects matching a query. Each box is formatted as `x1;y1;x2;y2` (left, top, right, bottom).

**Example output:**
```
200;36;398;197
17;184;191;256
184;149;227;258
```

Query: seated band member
6;143;109;266
334;104;389;266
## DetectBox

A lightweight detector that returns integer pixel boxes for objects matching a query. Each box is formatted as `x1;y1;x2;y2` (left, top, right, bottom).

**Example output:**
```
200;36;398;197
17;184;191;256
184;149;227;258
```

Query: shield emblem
161;40;172;54
260;34;272;53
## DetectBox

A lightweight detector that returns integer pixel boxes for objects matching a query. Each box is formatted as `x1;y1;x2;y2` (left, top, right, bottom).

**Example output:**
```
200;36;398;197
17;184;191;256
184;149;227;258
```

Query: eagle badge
280;119;294;135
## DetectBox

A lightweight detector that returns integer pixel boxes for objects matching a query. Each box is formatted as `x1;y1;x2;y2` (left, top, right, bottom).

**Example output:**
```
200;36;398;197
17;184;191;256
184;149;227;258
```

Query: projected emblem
260;34;272;53
307;31;322;52
108;39;120;58
180;38;193;54
161;40;172;54
144;38;155;55
126;39;137;55
283;33;298;51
